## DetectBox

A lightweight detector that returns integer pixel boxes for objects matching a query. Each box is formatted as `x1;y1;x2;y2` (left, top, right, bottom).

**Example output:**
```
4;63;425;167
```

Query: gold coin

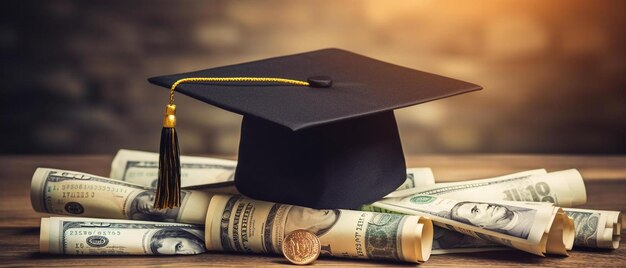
282;229;321;265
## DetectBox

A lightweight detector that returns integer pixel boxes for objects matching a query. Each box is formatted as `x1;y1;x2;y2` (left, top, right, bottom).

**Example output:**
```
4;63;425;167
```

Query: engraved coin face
282;229;321;265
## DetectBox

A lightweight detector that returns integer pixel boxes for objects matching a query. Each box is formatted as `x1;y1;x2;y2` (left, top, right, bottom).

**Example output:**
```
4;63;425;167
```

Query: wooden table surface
1;154;625;267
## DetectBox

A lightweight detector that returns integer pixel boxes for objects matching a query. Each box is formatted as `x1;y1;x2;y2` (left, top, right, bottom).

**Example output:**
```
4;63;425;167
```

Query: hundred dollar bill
387;169;586;207
363;195;574;256
110;149;237;188
429;178;619;249
31;168;211;224
427;188;620;250
205;194;433;263
391;169;620;250
41;217;205;255
110;150;434;192
429;208;622;252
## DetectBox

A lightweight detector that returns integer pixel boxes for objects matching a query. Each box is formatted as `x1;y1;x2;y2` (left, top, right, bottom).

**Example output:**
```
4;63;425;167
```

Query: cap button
307;76;332;88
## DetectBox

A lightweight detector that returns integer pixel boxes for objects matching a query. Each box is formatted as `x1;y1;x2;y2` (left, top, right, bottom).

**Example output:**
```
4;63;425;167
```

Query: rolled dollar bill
205;194;433;263
31;168;211;224
429;193;621;250
364;195;574;256
429;208;622;252
110;149;237;188
40;217;205;255
110;149;434;192
395;170;620;250
564;208;621;249
387;169;586;207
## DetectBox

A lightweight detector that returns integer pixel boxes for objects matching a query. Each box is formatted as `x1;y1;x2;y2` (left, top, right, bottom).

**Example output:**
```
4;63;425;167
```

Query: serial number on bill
67;230;122;236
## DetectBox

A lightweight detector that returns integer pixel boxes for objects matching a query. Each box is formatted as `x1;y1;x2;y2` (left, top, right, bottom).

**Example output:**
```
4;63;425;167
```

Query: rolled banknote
564;208;621;249
430;208;622;252
391;169;621;250
40;217;205;255
205;194;433;263
387;169;587;207
31;168;211;224
363;195;574;256
110;149;237;188
427;192;621;250
110;149;434;192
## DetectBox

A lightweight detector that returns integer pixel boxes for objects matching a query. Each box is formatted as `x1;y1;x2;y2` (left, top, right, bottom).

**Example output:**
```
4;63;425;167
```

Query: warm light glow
2;0;624;154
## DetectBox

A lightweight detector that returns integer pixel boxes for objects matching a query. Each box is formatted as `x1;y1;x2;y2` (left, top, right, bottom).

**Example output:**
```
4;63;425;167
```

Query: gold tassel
154;104;181;209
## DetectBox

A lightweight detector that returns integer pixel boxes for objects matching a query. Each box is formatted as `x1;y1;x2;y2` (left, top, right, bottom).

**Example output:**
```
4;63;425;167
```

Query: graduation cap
148;48;481;209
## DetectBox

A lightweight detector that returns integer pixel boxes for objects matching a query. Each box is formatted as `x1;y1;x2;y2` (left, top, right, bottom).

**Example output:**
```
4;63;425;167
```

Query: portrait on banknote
284;208;341;237
149;227;206;255
445;201;536;238
128;190;182;222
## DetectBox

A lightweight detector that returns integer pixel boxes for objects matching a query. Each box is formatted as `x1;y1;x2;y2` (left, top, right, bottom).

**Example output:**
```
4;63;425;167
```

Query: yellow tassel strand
168;77;310;105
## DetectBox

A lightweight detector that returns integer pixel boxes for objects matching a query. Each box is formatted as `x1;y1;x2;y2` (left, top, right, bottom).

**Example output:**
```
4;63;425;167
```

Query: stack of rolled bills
31;149;620;263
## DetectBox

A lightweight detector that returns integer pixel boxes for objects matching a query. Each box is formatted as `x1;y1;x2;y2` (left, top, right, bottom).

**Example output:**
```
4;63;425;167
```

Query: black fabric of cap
148;48;481;209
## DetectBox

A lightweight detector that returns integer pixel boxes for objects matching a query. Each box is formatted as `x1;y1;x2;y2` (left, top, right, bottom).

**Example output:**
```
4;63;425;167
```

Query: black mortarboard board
148;48;481;209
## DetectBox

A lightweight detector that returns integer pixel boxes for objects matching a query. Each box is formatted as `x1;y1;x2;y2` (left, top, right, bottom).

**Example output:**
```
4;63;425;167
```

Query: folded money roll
388;169;587;208
204;194;433;263
364;195;574;256
426;208;622;252
110;149;237;188
564;208;622;249
392;169;621;250
30;168;211;224
40;217;206;255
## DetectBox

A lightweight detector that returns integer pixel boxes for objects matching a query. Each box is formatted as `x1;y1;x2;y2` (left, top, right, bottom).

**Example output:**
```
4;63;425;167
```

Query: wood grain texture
0;155;624;267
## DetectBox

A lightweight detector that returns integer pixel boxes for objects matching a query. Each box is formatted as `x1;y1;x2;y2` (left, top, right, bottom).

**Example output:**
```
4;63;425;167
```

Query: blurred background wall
1;0;625;155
